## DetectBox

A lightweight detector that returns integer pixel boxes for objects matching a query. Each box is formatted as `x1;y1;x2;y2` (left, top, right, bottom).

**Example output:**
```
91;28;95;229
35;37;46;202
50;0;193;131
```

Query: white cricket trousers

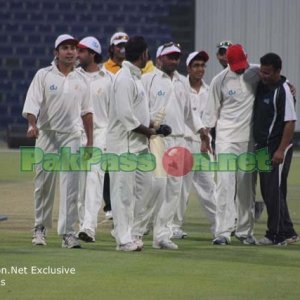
78;133;87;226
34;130;81;235
215;141;256;239
132;175;165;238
78;128;106;236
173;138;216;235
153;136;185;242
110;150;152;246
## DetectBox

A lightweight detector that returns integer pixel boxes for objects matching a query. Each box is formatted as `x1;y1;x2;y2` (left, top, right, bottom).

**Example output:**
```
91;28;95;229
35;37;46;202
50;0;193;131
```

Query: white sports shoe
212;236;230;245
133;236;144;249
105;211;113;220
110;229;115;238
62;234;81;249
235;234;257;245
116;242;141;252
285;235;300;244
171;228;188;239
32;226;47;246
243;236;258;245
153;240;178;250
258;236;287;246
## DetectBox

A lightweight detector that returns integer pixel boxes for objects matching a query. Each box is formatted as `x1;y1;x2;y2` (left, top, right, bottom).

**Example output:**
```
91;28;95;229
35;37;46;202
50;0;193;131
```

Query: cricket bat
150;107;167;178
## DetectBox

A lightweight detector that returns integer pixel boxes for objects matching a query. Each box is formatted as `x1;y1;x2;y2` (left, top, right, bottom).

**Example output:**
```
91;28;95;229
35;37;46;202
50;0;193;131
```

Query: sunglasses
217;41;232;48
113;35;129;42
165;53;181;60
161;41;181;52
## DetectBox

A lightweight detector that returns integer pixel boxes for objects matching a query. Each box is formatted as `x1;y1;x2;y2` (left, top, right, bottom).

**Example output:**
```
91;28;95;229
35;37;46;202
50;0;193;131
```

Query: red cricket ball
162;146;193;177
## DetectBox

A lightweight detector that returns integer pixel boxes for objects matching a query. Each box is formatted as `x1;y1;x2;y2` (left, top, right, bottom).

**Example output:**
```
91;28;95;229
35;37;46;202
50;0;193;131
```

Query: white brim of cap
112;39;128;45
160;45;181;57
186;51;209;66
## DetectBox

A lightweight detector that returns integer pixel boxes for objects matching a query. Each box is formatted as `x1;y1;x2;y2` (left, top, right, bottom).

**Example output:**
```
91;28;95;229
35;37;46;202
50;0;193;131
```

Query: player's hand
27;125;39;139
199;128;211;153
156;124;172;137
272;149;284;165
83;146;93;160
200;137;211;153
287;82;296;97
147;128;157;139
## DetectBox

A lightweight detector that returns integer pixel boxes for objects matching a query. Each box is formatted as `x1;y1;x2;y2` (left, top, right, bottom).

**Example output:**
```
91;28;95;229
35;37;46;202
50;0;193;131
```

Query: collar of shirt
142;60;155;74
155;68;181;81
77;66;106;78
104;58;121;74
227;68;243;79
122;60;142;79
186;76;209;94
50;60;76;77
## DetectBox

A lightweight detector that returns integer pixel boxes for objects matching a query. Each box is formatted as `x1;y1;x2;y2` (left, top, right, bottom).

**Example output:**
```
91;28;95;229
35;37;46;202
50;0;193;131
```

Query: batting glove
156;124;172;137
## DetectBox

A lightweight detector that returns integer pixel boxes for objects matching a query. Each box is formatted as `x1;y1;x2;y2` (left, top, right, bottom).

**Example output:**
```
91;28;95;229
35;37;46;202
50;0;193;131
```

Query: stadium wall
0;0;195;147
195;0;300;134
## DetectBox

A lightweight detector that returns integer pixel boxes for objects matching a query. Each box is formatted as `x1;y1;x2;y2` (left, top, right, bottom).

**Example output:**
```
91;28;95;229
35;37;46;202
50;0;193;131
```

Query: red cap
226;44;249;72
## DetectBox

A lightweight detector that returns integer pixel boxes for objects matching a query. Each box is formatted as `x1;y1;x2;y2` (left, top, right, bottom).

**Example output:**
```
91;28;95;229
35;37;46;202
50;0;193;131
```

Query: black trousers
258;144;296;243
103;172;111;212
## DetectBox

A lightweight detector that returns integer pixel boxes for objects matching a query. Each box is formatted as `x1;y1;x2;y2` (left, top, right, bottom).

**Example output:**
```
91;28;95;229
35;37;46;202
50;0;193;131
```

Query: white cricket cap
55;34;78;49
186;50;209;66
110;32;129;45
159;43;181;57
156;45;163;58
78;36;102;54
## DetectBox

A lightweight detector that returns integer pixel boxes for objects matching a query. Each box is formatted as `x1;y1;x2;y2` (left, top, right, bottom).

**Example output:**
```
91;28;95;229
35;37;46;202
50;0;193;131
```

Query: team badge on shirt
49;84;57;91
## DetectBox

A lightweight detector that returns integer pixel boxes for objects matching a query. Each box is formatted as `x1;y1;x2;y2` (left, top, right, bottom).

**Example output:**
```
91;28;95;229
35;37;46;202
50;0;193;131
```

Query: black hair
260;53;282;70
108;44;114;59
108;43;126;59
87;48;102;64
125;36;148;62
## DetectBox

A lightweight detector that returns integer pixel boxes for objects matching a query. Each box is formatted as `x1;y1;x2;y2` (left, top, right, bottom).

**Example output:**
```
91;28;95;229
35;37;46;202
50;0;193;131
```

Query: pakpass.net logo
20;146;272;176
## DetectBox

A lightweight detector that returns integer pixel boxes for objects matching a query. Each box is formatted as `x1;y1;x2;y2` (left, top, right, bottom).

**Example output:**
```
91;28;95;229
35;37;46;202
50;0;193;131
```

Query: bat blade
149;135;167;178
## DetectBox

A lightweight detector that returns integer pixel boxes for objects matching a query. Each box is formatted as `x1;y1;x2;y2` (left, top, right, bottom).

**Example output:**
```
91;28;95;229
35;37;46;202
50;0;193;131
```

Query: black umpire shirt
253;76;297;155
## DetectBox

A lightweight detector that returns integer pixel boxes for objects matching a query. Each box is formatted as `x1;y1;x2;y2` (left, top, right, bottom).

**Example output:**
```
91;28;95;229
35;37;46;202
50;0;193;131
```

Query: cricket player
216;40;265;223
202;44;260;245
22;34;93;248
101;31;129;220
172;51;217;238
102;31;129;76
254;53;298;245
216;40;233;69
76;36;111;243
107;36;163;251
142;43;207;249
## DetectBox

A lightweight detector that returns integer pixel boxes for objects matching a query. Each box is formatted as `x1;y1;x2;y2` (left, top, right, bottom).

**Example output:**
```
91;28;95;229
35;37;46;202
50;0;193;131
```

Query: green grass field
0;149;300;300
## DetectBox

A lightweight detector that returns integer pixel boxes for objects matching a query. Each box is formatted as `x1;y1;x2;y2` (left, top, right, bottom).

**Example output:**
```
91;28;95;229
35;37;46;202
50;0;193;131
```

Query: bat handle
153;107;166;129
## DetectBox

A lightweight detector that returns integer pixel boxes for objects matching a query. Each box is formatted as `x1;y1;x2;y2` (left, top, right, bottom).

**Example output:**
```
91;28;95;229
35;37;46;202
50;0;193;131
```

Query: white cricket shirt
78;68;111;130
22;62;93;133
142;68;204;136
184;78;210;142
107;61;150;153
202;64;260;143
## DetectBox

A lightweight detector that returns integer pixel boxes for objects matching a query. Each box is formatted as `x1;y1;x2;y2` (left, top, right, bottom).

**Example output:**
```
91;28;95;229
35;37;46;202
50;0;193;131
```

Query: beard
78;60;89;69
